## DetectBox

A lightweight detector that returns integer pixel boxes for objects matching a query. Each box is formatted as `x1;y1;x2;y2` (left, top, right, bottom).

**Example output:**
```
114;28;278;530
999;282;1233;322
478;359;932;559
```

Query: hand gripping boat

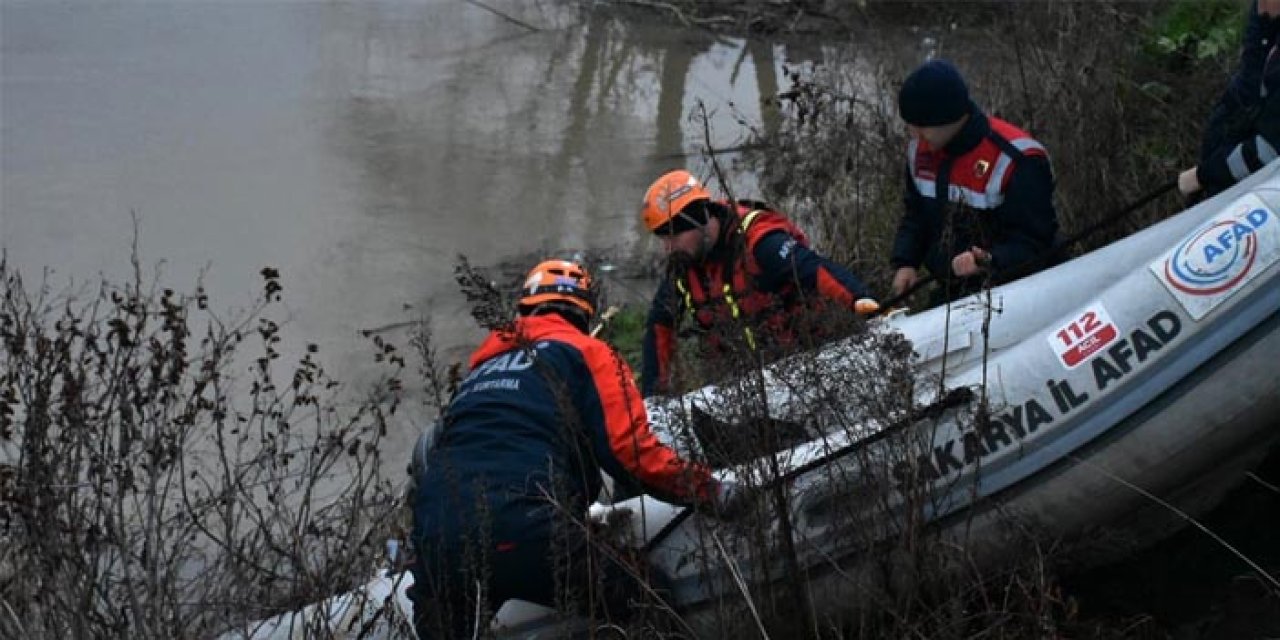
227;162;1280;638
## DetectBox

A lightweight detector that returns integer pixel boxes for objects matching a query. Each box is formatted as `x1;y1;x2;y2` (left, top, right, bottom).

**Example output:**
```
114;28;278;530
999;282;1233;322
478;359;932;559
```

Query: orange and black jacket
1197;1;1280;195
891;108;1058;296
641;201;872;397
413;314;715;548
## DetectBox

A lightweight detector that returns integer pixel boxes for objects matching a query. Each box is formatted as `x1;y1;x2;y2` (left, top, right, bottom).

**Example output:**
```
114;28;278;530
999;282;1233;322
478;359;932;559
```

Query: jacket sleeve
640;278;679;397
1197;3;1280;192
583;340;717;505
752;231;874;306
890;165;930;269
1197;121;1280;193
988;156;1059;274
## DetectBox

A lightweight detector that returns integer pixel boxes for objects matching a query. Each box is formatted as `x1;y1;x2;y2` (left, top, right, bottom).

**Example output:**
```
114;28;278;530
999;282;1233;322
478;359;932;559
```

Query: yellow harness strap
675;209;765;351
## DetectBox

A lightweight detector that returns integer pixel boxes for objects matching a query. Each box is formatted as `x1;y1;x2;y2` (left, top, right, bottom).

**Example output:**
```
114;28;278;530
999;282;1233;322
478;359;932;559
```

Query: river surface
1;0;948;492
5;2;1278;632
1;0;805;383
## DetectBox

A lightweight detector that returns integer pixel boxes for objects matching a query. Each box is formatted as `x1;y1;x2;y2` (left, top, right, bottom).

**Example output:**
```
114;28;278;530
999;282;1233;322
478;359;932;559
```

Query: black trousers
408;524;666;638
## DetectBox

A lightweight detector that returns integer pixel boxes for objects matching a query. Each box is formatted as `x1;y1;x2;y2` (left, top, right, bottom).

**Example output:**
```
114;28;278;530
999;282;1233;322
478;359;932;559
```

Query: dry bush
0;256;403;639
636;305;1113;639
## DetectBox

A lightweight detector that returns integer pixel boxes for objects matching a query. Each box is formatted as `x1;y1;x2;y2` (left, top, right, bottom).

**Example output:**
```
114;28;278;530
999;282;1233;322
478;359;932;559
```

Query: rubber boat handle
869;178;1178;316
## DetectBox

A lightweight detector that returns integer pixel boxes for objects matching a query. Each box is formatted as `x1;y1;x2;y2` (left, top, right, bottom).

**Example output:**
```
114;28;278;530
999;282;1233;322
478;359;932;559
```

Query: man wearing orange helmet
408;259;749;638
639;170;878;397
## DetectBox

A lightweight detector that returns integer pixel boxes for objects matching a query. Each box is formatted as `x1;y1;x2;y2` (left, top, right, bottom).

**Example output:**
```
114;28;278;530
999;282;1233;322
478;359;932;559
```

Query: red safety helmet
518;259;595;318
641;170;711;233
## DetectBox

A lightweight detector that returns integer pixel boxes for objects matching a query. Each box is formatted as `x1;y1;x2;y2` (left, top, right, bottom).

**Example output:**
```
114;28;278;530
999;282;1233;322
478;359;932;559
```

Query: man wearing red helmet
639;170;878;397
408;259;749;638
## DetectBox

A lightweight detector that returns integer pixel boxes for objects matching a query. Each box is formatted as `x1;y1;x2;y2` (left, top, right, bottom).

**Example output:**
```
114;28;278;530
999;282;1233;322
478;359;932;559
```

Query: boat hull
227;164;1280;639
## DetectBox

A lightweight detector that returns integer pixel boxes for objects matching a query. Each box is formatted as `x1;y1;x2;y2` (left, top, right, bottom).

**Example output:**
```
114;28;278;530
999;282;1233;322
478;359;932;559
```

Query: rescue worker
1178;0;1280;198
889;59;1059;304
408;258;748;638
639;170;878;397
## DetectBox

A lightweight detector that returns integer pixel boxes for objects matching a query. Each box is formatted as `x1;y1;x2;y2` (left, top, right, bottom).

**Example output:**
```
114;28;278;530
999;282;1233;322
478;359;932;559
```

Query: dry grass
0;255;403;639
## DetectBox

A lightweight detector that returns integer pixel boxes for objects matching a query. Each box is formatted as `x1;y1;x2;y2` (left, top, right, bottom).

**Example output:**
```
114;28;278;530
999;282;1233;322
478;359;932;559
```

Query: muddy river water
3;0;787;373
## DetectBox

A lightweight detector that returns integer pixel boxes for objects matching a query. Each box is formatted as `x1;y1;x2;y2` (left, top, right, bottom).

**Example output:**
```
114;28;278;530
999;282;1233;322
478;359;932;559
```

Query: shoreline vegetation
3;1;1279;638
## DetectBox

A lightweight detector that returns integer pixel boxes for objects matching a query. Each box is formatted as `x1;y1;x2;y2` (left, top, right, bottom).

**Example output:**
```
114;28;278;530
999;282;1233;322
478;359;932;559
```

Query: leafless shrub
0;256;402;639
635;306;1112;639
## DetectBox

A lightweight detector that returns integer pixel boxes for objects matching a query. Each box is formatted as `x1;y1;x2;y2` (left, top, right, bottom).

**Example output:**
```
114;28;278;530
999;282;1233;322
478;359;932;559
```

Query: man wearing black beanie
889;59;1059;304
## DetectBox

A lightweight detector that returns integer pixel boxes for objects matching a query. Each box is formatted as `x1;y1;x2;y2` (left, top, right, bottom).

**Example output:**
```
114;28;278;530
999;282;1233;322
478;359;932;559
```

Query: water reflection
2;0;792;456
310;3;789;362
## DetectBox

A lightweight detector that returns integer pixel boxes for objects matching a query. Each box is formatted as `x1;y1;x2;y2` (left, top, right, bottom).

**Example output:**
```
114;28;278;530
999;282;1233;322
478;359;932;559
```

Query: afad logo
1165;207;1271;296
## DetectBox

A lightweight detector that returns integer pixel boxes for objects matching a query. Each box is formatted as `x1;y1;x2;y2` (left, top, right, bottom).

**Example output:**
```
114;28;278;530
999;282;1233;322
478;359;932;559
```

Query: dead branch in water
460;0;543;32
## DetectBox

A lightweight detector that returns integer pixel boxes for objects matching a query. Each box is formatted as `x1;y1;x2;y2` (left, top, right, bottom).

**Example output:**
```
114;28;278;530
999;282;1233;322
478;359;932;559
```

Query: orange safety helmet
641;170;712;233
518;259;596;318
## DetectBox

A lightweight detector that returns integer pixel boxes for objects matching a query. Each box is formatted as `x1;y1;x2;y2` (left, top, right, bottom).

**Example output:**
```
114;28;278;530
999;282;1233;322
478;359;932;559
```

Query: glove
712;480;756;519
853;298;880;316
587;505;635;539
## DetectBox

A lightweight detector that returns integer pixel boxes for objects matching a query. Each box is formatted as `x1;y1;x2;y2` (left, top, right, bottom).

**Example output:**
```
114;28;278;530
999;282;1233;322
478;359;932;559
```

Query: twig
459;0;541;32
608;0;735;28
807;544;934;640
1071;454;1280;593
1013;15;1035;131
360;320;420;337
1246;471;1279;495
471;579;482;640
589;305;621;338
0;598;25;638
696;100;736;204
710;531;770;639
651;142;768;161
542;490;700;637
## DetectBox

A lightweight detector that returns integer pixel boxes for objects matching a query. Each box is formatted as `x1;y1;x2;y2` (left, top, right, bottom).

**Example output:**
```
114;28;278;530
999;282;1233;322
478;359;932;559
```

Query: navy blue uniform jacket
890;109;1058;293
1197;1;1280;195
413;314;715;553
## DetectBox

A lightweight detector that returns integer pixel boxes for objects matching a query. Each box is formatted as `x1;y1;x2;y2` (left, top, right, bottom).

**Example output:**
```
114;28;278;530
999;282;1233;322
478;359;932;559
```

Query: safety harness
673;209;766;351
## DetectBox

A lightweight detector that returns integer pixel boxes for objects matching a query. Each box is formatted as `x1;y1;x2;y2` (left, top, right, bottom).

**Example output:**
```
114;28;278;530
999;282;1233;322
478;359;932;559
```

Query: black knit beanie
898;59;972;127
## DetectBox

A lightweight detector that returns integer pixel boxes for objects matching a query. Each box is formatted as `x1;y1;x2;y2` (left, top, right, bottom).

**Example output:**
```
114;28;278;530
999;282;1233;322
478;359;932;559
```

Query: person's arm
1197;69;1280;194
986;156;1059;274
1197;127;1280;193
1208;2;1274;139
640;279;679;397
1197;2;1279;190
583;341;717;506
752;231;873;308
